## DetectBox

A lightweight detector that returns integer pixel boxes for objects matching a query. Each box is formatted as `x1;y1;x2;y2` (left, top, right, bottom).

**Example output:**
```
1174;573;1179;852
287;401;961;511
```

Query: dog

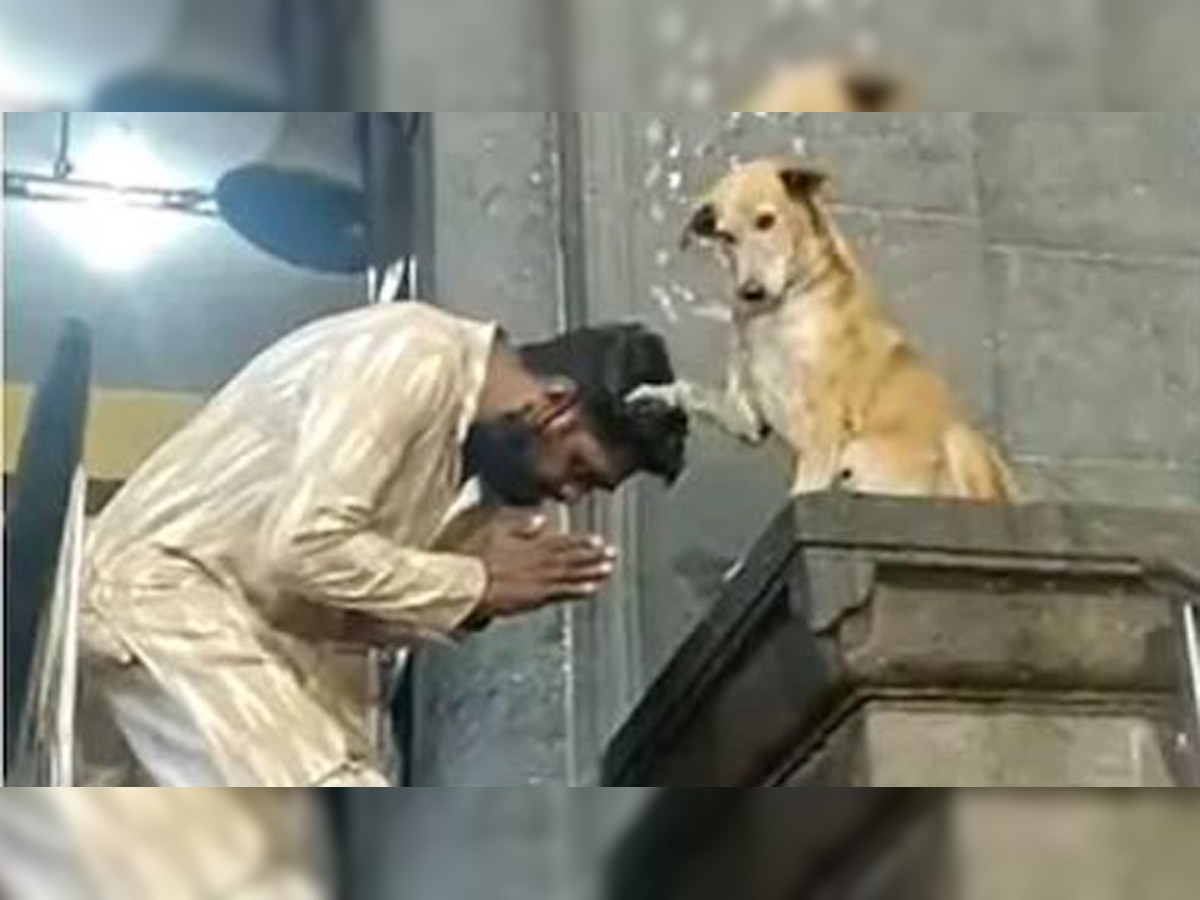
633;158;1017;502
740;58;914;112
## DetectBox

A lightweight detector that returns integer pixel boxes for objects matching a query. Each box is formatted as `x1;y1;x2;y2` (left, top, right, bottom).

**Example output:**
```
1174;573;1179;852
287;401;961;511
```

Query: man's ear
778;163;831;201
532;378;579;433
681;202;718;250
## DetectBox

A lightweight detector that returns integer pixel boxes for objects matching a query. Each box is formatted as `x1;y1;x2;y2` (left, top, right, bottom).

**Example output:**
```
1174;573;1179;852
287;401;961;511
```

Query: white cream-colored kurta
0;788;329;900
80;302;497;787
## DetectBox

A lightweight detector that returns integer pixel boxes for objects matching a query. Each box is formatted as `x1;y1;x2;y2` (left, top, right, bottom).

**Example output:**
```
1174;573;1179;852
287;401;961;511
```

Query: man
76;301;687;788
0;302;686;900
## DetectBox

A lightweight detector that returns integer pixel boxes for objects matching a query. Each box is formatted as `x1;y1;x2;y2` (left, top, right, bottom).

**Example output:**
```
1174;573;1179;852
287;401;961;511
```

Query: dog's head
682;158;837;309
741;59;914;112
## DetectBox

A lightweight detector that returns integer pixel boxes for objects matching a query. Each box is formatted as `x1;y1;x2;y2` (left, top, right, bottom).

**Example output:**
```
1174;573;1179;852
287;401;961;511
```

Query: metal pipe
51;468;87;786
53;112;74;179
4;171;219;217
1142;559;1200;786
1181;600;1200;782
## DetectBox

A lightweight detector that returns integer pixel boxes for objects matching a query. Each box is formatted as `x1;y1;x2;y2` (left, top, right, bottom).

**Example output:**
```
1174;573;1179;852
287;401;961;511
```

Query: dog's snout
739;280;768;303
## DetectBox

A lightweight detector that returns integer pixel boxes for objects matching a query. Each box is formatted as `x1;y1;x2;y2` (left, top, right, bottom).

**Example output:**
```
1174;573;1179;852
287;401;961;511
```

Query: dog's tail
943;424;1020;503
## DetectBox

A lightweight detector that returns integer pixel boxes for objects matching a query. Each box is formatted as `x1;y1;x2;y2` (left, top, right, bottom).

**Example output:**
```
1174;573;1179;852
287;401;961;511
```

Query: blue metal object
216;114;423;278
3;320;92;781
15;468;89;786
216;163;368;275
91;75;274;112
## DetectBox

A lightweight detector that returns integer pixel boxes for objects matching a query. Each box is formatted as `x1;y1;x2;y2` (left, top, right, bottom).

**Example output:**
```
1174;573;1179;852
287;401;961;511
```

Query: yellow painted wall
3;384;205;481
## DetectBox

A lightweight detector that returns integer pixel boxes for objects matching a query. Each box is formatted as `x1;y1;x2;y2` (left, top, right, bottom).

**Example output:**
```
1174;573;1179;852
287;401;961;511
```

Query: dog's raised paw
627;382;686;409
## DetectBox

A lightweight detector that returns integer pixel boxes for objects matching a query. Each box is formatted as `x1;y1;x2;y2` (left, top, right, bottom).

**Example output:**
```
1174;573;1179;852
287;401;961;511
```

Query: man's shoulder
310;301;490;347
393;302;488;341
239;302;496;402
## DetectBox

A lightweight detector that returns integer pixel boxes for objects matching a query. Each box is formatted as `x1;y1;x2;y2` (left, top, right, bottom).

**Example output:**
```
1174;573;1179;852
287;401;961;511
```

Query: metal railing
1142;559;1200;787
11;468;89;787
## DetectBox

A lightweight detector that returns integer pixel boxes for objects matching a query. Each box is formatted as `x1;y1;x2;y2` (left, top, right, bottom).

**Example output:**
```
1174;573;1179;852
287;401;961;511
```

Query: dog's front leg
791;412;849;495
630;378;768;445
684;381;771;445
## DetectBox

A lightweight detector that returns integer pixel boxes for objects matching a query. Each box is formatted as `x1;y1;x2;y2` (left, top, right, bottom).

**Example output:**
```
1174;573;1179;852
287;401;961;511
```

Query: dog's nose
739;281;768;303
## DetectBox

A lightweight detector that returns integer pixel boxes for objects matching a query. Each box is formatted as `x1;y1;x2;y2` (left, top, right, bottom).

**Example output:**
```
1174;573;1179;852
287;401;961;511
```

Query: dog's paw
627;382;687;409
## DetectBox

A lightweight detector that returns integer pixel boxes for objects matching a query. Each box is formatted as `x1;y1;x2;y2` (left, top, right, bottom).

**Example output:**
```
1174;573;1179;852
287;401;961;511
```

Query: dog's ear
681;202;718;249
779;163;830;201
844;67;906;111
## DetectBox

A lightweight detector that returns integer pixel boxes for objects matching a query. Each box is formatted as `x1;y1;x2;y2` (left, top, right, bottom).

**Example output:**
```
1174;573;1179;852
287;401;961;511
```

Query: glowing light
32;198;187;274
75;127;178;188
29;126;190;275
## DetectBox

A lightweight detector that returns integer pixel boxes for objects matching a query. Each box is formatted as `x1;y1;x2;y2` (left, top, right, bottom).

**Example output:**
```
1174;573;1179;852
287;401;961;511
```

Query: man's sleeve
259;339;487;639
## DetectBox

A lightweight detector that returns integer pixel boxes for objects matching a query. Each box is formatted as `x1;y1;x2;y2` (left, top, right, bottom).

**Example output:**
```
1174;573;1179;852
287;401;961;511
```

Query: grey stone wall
341;788;653;900
368;0;1200;111
627;0;1200;110
408;111;573;788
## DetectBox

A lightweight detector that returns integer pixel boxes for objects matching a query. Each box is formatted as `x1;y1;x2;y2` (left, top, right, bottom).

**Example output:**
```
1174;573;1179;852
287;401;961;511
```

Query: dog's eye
755;212;777;232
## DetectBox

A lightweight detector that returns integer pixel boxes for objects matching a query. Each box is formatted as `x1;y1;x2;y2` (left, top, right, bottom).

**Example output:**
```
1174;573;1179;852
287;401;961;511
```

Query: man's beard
462;413;544;507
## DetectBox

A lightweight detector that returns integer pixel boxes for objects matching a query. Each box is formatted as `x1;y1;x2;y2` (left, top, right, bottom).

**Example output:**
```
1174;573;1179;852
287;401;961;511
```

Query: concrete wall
406;111;574;789
367;0;1200;111
343;789;652;900
626;0;1200;110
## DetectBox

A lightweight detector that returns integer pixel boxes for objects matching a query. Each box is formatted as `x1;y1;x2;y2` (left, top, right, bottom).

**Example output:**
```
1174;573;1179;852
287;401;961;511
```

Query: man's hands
472;515;617;625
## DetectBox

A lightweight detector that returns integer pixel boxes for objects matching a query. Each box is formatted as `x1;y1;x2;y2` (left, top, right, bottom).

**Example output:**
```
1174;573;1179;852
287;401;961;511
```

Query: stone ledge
607;792;1200;900
784;700;1176;788
603;494;1200;787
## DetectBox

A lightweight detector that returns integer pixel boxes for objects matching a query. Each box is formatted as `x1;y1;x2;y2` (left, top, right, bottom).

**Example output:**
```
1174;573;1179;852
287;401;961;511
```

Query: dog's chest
737;309;829;434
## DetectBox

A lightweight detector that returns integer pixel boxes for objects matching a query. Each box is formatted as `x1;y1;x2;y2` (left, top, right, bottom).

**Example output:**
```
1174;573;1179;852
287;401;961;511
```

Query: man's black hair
519;324;689;485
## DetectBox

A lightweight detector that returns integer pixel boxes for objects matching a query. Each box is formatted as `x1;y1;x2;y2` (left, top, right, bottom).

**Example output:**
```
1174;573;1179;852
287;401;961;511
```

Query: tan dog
634;159;1017;502
740;59;914;112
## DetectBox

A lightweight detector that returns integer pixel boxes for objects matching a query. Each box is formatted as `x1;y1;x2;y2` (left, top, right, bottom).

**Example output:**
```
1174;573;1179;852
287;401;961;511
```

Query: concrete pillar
407;109;571;788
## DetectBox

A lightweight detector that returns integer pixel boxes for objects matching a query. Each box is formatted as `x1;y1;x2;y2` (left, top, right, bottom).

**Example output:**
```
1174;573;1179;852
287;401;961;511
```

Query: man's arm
259;339;612;645
260;343;488;641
